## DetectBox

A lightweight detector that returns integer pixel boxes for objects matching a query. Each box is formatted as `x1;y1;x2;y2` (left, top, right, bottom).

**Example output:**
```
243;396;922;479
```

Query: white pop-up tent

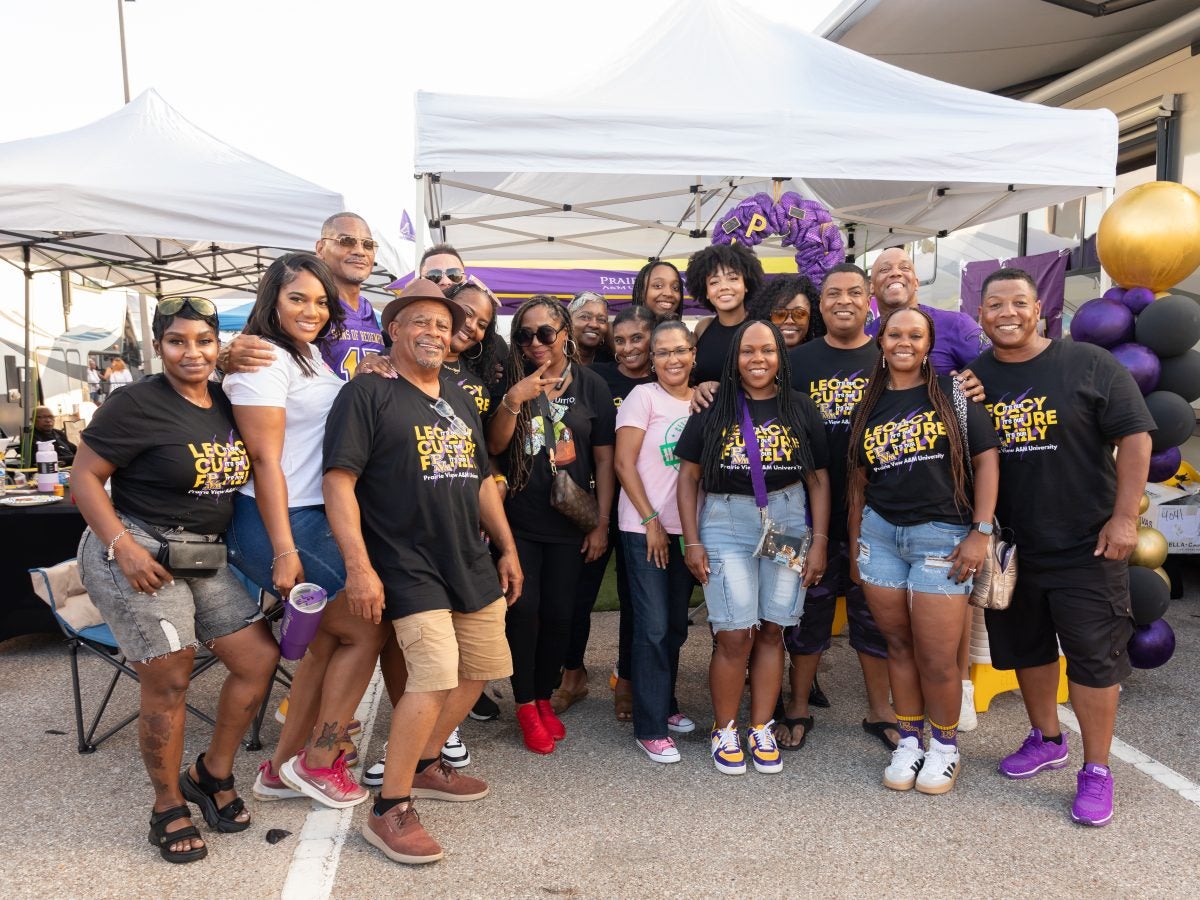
0;90;400;423
413;0;1117;261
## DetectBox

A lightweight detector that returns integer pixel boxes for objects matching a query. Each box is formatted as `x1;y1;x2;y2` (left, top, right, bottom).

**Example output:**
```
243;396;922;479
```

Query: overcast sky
0;0;839;245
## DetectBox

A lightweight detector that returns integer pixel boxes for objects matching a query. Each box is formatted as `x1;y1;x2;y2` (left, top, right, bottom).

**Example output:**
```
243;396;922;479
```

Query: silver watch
972;521;995;536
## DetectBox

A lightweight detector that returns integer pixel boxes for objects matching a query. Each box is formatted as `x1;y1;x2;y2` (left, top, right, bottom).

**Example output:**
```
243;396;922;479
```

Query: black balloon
1135;295;1200;358
1127;565;1170;626
1156;349;1200;403
1144;390;1195;452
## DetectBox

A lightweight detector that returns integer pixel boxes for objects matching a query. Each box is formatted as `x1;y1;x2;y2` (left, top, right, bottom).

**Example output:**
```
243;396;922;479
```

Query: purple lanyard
739;390;812;527
739;390;770;511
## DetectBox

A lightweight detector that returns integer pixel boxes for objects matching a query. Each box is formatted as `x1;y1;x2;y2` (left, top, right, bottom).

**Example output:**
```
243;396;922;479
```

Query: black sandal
774;716;813;751
809;675;831;709
862;719;900;752
179;752;250;833
148;805;207;864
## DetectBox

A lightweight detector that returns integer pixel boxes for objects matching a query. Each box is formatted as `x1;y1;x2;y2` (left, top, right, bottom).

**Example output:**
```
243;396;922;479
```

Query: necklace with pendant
443;360;462;375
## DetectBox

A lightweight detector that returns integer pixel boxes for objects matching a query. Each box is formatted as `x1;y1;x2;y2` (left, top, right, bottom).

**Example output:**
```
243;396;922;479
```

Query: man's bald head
871;247;920;314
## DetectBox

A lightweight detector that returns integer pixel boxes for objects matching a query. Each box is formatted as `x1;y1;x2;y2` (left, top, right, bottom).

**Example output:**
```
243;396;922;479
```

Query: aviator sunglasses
770;307;810;326
514;323;566;347
424;267;466;284
430;397;471;438
325;234;379;252
156;296;217;317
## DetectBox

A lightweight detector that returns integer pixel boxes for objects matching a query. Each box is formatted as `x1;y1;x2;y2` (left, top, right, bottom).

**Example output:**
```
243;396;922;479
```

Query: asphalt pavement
1;590;1197;899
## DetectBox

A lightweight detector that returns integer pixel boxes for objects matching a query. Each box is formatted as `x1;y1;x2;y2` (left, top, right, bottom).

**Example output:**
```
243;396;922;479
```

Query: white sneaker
667;713;696;734
883;739;925;791
441;726;471;768
916;742;962;795
362;742;386;788
636;736;681;764
959;680;978;732
746;721;783;774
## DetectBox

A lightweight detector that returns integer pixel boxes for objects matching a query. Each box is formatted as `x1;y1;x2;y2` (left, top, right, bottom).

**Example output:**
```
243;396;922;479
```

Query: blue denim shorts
856;505;973;596
226;493;347;597
698;486;809;633
77;519;262;663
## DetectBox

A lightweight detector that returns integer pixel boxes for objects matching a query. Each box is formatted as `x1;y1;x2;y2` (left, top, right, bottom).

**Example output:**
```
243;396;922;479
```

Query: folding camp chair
29;560;220;753
242;586;293;751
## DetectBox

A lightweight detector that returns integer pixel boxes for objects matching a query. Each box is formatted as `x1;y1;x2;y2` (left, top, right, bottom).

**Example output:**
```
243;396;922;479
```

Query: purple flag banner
960;250;1068;339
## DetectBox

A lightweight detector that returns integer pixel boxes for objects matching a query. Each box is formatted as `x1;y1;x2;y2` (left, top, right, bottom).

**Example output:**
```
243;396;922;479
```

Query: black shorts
984;556;1134;688
783;541;887;658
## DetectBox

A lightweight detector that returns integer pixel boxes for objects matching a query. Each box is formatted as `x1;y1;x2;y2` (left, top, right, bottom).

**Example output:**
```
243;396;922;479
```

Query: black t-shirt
444;363;492;423
789;338;879;540
593;362;653;410
674;390;829;495
857;376;1000;526
693;318;743;385
497;363;616;543
969;340;1155;563
323;373;502;618
81;375;251;533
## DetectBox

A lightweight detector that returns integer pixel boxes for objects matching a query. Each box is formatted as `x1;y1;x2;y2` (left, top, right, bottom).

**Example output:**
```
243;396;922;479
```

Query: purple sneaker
998;728;1070;779
1072;763;1114;827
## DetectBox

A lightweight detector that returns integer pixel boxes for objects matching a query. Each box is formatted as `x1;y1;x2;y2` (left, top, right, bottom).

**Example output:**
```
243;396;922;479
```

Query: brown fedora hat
380;277;467;333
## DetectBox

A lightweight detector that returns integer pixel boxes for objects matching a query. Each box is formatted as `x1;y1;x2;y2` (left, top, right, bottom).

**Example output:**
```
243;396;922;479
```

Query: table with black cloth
0;487;87;641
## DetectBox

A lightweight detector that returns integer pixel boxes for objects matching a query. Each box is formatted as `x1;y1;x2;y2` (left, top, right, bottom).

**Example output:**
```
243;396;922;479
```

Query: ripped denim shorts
77;517;262;663
856;506;973;596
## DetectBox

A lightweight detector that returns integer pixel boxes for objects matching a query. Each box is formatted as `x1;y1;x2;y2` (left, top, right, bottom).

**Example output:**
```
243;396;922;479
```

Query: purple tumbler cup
278;582;329;660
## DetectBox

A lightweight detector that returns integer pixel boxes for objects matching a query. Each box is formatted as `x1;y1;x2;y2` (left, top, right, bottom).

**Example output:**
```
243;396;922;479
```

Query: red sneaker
517;703;555;754
535;699;566;741
279;749;369;809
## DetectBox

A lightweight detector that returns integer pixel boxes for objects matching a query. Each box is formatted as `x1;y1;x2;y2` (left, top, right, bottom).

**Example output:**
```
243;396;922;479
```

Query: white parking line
281;668;387;900
1058;705;1200;810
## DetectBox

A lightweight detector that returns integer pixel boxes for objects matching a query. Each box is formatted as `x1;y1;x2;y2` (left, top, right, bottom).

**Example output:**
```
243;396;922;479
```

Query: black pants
563;521;632;679
507;536;586;704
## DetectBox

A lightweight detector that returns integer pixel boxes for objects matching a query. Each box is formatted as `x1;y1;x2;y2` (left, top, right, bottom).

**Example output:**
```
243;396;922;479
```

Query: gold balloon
1130;525;1169;569
1097;181;1200;291
1138;493;1150;515
1153;566;1172;592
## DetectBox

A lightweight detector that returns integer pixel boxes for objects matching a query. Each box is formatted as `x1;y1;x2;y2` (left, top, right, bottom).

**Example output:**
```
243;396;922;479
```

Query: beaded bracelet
106;529;129;561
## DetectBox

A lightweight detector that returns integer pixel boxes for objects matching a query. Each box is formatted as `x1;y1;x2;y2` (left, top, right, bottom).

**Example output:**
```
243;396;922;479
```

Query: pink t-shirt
615;383;692;535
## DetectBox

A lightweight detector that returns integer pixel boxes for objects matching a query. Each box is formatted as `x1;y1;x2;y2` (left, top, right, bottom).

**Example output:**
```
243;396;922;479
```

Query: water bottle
278;583;329;661
36;441;58;493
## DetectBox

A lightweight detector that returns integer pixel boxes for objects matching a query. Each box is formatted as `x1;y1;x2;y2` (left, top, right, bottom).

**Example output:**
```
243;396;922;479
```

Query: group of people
69;210;1153;869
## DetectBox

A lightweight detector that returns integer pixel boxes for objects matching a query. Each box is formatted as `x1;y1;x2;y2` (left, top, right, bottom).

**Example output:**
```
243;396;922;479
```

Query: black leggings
507;536;586;704
563;521;632;678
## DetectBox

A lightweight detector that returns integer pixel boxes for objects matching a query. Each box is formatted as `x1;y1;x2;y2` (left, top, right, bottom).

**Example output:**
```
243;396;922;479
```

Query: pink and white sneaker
252;759;304;801
636;737;681;764
279;749;369;809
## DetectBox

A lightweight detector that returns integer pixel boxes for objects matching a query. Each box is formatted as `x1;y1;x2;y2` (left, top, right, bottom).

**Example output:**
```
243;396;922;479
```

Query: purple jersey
866;303;989;375
320;295;384;381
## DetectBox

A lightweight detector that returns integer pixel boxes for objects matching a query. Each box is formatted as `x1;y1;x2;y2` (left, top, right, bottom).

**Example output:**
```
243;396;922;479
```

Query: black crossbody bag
121;513;228;578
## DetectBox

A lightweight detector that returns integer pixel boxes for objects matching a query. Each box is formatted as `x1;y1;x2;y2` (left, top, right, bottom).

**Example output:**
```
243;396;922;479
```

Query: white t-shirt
108;368;133;390
223;342;344;507
615;382;692;535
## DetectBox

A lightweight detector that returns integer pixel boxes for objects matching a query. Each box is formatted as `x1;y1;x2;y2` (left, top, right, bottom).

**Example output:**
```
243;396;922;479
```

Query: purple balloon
1147;445;1182;483
1103;286;1127;304
1070;298;1135;348
1122;286;1156;315
1109;342;1161;394
1127;619;1176;669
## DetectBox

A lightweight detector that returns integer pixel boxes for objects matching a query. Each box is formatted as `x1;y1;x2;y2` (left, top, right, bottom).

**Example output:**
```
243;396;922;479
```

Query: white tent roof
414;0;1117;260
0;90;400;296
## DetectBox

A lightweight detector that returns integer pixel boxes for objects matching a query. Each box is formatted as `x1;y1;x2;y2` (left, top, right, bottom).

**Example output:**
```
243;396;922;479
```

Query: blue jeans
623;531;694;740
699;487;809;632
226;493;347;596
856;506;973;596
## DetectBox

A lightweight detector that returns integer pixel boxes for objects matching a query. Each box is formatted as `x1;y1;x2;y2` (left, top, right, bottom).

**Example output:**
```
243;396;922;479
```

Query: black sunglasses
425;267;466;284
156;296;217;317
514;323;565;347
325;234;379;252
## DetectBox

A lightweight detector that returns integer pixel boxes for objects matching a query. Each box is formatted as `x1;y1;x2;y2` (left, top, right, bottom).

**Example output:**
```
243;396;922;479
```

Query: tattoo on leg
313;722;340;750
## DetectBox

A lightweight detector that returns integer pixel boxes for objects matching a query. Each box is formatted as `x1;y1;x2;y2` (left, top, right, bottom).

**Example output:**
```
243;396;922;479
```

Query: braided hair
502;295;581;496
696;320;817;493
846;306;972;516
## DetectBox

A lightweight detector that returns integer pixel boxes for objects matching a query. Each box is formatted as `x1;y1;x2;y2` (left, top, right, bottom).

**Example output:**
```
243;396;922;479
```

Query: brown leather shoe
411;760;489;802
361;801;443;864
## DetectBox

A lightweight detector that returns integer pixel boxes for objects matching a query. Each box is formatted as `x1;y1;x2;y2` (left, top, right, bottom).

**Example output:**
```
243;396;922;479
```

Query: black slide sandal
179;752;250;833
862;719;899;751
774;716;813;751
148;805;207;864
